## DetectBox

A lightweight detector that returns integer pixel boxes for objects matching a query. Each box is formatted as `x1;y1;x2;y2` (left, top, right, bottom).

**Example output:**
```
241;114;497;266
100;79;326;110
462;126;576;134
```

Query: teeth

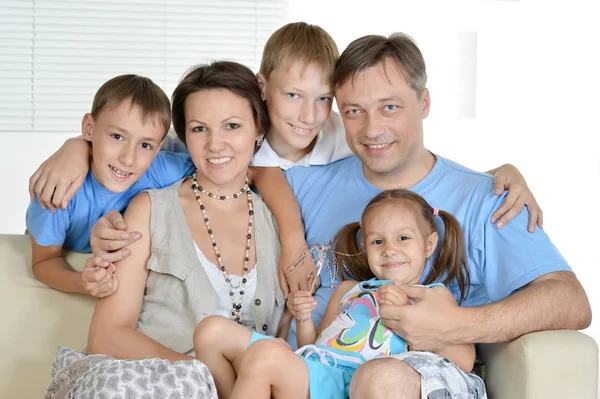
208;157;232;165
292;125;312;134
110;166;131;177
368;144;389;149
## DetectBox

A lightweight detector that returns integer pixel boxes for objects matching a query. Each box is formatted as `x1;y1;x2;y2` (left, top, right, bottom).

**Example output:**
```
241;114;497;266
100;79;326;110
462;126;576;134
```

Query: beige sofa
1;234;598;398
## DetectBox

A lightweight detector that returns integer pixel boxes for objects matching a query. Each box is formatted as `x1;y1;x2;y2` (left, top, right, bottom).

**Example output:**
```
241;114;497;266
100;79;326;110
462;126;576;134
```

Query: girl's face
363;202;438;284
184;89;263;192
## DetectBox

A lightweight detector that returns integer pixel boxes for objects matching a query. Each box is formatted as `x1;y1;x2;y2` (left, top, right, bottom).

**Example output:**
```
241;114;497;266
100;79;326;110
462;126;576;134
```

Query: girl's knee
194;315;231;347
241;339;282;373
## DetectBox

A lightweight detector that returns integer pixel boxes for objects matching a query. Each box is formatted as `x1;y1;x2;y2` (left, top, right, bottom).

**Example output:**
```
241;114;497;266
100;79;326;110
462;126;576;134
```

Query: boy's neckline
265;131;318;162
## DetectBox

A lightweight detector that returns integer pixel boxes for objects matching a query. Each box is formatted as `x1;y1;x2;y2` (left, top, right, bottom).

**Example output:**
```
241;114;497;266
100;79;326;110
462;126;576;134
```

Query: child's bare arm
30;236;119;298
29;137;90;211
250;166;314;296
30;237;85;293
315;280;358;337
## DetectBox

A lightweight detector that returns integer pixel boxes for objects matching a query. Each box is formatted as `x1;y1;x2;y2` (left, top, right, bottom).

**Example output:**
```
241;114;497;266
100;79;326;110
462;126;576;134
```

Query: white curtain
0;0;289;133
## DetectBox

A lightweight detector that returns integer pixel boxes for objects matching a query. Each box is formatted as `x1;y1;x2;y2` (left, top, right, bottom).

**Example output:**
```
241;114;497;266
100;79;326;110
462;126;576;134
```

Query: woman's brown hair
333;189;471;302
171;61;270;146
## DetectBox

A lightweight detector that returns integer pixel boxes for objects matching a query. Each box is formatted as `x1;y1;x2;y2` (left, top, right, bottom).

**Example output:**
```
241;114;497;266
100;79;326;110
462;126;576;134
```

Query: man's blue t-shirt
26;151;194;252
285;155;571;346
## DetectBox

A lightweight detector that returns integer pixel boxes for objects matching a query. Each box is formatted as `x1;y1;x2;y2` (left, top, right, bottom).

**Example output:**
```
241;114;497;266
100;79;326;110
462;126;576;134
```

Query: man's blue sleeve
146;151;195;188
26;198;70;247
477;193;571;302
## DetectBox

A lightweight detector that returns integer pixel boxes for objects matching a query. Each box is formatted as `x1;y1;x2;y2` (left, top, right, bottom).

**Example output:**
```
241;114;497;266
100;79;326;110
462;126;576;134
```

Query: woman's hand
490;164;543;233
81;256;119;298
286;290;317;322
29;137;90;212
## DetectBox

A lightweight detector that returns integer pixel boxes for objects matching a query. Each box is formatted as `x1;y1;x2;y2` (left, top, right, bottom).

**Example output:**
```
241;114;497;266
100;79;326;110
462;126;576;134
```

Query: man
282;33;591;398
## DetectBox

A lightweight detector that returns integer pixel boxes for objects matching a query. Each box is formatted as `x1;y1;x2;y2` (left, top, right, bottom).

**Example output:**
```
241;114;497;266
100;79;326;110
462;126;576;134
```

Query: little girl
193;189;486;399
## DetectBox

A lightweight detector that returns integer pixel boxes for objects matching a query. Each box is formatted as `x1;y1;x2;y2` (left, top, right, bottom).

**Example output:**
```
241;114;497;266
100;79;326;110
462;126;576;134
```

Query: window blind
0;0;289;133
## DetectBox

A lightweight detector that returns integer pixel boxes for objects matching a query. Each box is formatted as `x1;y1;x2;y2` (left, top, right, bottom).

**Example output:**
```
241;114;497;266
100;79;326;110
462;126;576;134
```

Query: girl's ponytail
423;210;470;303
332;222;374;282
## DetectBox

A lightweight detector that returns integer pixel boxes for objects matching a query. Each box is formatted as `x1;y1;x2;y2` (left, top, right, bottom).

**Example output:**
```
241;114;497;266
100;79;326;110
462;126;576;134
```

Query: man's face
335;58;430;184
259;62;333;159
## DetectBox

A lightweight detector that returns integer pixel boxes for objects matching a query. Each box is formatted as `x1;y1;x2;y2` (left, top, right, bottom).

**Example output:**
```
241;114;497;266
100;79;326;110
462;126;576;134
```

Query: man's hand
29;137;90;212
286;290;317;322
81;256;119;298
379;284;461;352
491;164;543;233
278;243;313;298
378;283;410;306
91;210;141;263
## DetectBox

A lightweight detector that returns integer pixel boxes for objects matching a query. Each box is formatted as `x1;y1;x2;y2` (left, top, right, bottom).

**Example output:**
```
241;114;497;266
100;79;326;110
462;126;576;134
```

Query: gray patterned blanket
45;347;217;399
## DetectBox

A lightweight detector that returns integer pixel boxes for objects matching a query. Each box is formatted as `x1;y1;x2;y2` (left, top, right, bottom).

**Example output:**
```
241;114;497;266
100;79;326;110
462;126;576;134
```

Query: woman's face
184;89;261;190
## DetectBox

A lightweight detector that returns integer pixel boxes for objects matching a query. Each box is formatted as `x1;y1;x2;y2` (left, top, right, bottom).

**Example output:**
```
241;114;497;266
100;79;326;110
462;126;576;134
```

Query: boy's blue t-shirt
284;155;571;346
26;151;194;252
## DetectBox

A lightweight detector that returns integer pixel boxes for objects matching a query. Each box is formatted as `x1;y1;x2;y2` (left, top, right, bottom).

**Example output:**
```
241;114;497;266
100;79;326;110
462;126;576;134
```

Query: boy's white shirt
250;112;352;170
162;112;353;170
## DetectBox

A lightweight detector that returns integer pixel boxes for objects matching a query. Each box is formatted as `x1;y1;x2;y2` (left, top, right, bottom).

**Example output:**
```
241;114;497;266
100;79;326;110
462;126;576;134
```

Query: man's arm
457;271;591;344
382;272;591;351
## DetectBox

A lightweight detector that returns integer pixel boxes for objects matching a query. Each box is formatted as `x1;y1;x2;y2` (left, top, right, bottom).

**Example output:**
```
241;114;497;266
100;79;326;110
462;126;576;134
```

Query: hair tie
433;208;439;217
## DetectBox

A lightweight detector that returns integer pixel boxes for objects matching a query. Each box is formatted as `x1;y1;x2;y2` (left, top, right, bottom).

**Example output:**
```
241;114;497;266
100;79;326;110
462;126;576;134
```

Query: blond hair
260;22;339;80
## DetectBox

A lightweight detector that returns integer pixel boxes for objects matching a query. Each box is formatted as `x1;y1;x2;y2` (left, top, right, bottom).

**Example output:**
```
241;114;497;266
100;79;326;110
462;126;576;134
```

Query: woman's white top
194;242;258;329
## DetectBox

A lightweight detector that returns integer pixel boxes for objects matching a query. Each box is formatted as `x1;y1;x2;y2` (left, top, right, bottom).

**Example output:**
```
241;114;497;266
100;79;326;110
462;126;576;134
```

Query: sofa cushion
0;234;94;397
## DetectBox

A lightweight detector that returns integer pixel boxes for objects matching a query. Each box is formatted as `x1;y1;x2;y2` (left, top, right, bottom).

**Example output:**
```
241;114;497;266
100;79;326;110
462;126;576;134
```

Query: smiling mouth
382;262;405;268
109;165;132;178
207;157;232;165
289;123;315;136
365;143;392;149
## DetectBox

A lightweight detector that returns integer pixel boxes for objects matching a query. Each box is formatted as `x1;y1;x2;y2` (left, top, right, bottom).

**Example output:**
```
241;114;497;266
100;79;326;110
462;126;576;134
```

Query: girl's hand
491;164;543;233
378;283;410;306
81;256;119;298
286;290;317;322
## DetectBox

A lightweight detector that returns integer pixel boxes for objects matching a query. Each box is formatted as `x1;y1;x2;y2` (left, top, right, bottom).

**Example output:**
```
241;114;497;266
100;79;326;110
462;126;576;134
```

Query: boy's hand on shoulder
278;243;314;297
91;210;142;263
81;256;119;298
29;137;90;212
287;290;317;323
490;163;543;233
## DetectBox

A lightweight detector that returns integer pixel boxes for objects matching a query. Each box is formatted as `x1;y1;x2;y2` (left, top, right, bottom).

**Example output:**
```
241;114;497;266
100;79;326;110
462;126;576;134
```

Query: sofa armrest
480;330;598;399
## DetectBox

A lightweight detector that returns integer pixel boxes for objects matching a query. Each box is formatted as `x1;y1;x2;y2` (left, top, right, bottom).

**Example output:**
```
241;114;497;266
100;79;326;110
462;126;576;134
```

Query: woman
47;61;284;398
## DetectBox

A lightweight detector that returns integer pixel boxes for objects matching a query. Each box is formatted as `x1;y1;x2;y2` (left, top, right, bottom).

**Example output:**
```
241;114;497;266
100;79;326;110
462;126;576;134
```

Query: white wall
288;0;600;379
0;0;598;378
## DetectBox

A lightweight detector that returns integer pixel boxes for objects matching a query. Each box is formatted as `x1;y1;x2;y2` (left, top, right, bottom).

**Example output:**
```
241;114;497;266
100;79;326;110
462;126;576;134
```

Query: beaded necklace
191;171;253;324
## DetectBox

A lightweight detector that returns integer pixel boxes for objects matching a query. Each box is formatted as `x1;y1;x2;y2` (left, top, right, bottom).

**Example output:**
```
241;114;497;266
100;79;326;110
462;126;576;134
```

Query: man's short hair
259;22;339;80
333;33;427;97
91;74;171;137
